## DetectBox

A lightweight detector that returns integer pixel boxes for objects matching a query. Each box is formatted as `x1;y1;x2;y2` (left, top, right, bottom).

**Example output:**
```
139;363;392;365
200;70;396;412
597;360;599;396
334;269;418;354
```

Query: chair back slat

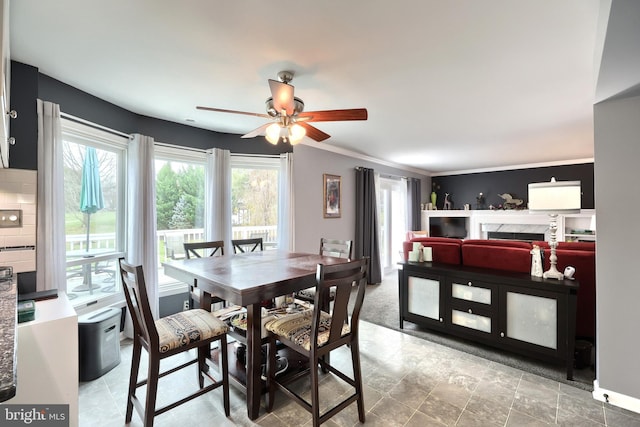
118;258;158;348
319;238;353;259
312;258;368;351
184;240;224;259
231;238;263;254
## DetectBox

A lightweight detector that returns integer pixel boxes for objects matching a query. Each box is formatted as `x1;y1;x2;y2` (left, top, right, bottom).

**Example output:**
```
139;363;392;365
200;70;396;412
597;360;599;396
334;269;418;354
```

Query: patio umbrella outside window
76;147;104;293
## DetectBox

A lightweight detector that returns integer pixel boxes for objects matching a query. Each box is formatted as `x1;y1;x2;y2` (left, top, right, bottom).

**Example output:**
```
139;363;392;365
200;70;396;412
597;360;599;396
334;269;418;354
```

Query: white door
378;177;407;274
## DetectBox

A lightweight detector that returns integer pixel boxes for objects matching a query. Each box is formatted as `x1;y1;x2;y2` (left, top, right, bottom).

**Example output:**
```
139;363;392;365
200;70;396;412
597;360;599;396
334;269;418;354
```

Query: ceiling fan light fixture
265;123;281;144
288;123;306;145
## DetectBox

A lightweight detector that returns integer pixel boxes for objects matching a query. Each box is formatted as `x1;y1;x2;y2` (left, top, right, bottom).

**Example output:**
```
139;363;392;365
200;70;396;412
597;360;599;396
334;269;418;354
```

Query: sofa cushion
461;239;532;273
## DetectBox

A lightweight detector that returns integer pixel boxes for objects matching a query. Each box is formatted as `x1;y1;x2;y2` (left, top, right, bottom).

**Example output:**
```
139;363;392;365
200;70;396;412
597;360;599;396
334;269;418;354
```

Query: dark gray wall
8;62;39;169
9;60;289;170
431;163;594;210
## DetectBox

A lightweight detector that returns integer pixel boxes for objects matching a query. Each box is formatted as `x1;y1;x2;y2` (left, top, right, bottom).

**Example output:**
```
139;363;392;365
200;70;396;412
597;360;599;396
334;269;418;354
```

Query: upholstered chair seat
265;310;350;351
155;309;229;353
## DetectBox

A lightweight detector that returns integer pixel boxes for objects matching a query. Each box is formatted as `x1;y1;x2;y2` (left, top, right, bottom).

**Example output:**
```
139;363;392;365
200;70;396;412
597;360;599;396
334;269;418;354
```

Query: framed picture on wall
323;174;341;218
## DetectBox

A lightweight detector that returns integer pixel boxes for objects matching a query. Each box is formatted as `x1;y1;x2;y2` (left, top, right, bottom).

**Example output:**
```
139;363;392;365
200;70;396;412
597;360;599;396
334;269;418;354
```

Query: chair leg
219;335;230;416
266;336;277;412
197;345;207;388
145;354;161;427
126;341;142;423
350;341;365;423
310;355;321;427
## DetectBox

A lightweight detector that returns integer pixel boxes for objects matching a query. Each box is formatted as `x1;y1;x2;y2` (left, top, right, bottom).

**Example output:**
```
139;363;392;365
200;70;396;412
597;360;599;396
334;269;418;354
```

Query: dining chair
184;240;224;259
231;237;264;254
295;238;353;303
264;257;369;427
118;258;230;427
184;240;225;309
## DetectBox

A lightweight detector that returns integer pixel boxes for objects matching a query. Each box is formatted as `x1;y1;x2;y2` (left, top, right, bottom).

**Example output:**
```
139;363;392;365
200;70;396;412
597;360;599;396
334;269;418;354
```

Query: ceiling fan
197;71;368;145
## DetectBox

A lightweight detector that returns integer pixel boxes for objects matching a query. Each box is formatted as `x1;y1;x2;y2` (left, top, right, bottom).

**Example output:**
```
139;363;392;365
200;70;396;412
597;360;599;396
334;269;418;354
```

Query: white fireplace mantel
421;209;596;241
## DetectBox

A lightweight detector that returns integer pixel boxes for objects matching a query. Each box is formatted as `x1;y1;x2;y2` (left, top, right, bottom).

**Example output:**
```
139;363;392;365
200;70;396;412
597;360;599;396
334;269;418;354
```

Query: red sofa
402;237;463;265
461;239;533;273
402;236;596;342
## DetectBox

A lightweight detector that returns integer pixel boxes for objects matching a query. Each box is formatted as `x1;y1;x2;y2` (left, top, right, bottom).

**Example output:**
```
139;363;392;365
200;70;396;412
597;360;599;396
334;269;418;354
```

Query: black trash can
574;339;593;369
78;307;122;381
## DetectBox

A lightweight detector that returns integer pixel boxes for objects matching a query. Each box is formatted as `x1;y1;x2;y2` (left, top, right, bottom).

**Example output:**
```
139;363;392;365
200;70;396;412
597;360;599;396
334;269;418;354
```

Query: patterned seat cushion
264;310;350;351
155;309;229;353
296;286;336;300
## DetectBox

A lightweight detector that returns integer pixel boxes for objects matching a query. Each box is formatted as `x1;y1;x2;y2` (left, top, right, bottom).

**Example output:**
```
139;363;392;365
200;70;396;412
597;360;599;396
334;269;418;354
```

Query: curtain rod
155;144;280;158
60;112;132;139
60;113;282;158
356;167;408;180
154;141;207;154
230;153;280;159
379;173;408;180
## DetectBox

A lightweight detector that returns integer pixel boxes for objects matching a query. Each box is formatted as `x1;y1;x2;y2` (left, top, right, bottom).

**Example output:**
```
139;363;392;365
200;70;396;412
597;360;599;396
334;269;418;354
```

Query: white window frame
61;118;128;315
154;143;207;295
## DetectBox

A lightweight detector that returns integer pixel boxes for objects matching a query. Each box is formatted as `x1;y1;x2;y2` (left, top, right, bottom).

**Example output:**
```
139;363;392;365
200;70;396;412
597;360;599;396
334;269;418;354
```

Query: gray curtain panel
355;167;382;284
407;177;421;231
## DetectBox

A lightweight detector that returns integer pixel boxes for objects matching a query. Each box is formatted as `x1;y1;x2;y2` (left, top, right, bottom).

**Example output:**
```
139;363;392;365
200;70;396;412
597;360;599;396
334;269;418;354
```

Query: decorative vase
430;191;437;207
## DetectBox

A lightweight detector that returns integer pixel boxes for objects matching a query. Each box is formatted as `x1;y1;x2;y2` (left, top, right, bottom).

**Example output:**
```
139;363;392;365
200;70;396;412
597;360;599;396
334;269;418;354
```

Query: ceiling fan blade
299;108;368;122
299;122;331;142
196;106;270;118
268;79;295;115
240;122;272;138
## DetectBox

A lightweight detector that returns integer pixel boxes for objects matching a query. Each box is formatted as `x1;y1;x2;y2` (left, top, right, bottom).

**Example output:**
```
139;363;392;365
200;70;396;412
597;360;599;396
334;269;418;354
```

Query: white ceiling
9;0;605;174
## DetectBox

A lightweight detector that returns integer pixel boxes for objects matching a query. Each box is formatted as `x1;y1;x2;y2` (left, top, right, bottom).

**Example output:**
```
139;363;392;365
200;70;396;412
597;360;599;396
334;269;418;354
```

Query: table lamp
528;177;581;280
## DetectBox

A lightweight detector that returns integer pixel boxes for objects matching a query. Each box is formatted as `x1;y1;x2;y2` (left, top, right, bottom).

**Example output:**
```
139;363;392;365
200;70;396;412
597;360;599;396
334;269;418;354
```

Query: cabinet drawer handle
467;281;472;286
468;309;472;314
439;318;443;322
500;332;505;338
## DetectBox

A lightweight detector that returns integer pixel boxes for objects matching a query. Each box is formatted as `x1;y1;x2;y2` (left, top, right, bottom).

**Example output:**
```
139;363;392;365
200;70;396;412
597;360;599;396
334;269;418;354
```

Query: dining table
163;249;350;420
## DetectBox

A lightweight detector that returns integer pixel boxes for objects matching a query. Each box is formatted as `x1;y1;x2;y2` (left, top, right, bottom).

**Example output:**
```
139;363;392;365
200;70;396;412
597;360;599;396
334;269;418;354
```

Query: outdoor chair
165;233;187;260
118;258;230;427
265;258;368;427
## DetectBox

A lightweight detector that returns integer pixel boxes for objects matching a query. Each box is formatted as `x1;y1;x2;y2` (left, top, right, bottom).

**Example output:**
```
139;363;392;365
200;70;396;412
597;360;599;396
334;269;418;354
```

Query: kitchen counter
0;279;16;402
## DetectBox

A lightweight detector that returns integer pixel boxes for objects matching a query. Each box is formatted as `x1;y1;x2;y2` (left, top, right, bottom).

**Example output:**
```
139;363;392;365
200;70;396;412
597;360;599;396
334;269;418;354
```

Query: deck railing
66;225;278;262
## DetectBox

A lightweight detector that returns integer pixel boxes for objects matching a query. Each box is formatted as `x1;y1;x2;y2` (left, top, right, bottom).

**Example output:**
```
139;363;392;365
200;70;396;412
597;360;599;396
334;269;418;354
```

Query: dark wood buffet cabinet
398;261;579;380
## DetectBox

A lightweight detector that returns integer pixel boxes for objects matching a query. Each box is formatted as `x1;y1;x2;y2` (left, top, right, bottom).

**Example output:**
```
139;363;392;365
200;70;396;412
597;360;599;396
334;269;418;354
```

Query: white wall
593;94;640;406
0;168;37;273
292;144;429;254
592;0;640;411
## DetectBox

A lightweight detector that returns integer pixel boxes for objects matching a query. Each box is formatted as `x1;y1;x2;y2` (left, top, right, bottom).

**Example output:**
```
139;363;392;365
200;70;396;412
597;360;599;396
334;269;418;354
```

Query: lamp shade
528;178;581;213
288;124;306;145
265;123;281;145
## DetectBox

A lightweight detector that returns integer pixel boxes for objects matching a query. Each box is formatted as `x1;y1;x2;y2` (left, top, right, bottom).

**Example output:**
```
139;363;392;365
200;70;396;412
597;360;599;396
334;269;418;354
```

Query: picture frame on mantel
323;174;341;218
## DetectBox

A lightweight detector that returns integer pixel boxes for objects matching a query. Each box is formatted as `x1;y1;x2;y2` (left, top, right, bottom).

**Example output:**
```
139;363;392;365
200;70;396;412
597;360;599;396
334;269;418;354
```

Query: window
152;148;283;293
154;144;206;292
62;119;127;311
231;155;280;248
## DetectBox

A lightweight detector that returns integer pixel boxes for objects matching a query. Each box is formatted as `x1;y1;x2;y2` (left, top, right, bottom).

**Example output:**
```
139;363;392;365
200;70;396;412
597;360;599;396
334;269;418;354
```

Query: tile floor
79;321;640;427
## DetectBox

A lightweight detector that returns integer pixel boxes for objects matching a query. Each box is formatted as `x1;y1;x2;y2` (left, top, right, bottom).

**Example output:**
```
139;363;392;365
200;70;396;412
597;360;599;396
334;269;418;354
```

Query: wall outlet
183;300;189;311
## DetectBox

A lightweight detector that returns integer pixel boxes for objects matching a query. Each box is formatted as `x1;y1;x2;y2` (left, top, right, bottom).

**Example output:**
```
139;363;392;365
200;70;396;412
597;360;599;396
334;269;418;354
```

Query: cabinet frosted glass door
451;309;491;333
408;276;440;320
506;292;557;349
452;282;491;304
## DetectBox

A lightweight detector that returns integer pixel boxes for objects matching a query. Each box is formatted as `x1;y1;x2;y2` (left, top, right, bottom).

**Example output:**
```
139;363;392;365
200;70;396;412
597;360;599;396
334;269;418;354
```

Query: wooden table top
163;250;349;306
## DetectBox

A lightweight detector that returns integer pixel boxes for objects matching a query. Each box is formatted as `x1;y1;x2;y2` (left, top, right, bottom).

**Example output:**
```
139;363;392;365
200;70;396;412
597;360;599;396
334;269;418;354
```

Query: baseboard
593;380;640;414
